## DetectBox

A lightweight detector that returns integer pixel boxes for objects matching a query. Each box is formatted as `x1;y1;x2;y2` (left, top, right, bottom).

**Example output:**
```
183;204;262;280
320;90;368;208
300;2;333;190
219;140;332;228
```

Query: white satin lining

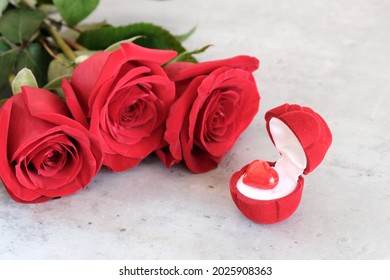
237;117;307;200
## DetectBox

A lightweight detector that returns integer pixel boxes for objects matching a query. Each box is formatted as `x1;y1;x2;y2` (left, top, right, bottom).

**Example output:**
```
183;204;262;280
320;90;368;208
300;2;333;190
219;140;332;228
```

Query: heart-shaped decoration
242;160;279;189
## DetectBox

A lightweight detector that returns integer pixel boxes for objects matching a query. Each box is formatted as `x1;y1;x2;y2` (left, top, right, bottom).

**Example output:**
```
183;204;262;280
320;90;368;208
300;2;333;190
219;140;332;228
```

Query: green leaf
77;22;197;62
0;98;7;106
0;37;11;52
47;50;96;85
23;0;38;7
43;73;70;90
38;3;56;14
168;44;212;64
0;39;18;90
62;21;110;42
0;9;45;44
38;0;53;4
74;50;97;57
104;35;144;52
0;0;9;17
12;67;38;94
53;0;99;26
47;53;74;82
16;43;51;87
175;26;196;42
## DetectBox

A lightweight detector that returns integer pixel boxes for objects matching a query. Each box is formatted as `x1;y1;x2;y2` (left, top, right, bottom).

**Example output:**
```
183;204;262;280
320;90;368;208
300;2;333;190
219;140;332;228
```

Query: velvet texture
0;87;103;203
230;104;332;224
230;163;304;224
265;103;332;174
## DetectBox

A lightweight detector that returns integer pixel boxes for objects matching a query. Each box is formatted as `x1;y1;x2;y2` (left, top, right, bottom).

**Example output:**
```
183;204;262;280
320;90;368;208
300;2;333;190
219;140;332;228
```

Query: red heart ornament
242;160;279;190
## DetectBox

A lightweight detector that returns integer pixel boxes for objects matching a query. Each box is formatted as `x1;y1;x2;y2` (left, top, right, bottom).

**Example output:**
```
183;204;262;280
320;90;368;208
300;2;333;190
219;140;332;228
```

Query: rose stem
40;39;58;60
63;37;88;51
46;23;77;61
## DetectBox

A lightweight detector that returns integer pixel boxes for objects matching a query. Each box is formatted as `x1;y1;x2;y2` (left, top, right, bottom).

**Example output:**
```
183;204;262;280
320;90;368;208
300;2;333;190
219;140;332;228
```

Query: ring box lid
265;103;332;175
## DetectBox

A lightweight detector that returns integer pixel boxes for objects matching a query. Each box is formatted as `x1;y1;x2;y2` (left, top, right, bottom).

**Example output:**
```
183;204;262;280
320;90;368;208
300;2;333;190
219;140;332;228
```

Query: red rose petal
164;62;194;79
71;51;110;113
103;153;142;172
22;86;70;117
120;42;177;65
0;88;103;203
171;56;259;81
163;76;206;162
62;79;89;128
6;93;55;158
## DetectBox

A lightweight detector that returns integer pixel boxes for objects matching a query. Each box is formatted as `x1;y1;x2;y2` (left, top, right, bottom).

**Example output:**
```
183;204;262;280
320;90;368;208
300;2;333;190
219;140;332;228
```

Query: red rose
157;56;260;173
0;87;103;203
63;43;176;171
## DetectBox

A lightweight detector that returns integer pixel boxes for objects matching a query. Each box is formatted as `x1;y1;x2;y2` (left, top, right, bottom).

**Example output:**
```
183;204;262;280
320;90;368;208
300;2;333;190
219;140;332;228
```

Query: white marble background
1;0;389;259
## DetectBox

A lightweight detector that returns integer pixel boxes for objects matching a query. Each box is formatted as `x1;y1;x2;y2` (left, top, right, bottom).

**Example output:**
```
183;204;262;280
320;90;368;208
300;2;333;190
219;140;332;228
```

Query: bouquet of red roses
0;0;260;203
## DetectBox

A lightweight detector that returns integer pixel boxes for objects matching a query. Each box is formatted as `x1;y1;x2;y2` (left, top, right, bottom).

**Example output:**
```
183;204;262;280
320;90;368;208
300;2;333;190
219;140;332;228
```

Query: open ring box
230;104;332;224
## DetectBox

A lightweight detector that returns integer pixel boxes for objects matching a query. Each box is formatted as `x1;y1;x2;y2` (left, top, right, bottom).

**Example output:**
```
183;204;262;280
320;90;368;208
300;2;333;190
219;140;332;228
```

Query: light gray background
1;0;389;259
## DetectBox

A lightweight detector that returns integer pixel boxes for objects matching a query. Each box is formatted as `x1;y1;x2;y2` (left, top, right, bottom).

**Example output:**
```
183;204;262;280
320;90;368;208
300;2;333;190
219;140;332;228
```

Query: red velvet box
230;104;332;224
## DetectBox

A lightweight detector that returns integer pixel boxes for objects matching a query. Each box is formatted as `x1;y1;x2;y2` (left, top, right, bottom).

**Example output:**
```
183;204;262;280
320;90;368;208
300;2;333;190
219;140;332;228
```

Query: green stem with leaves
47;23;77;61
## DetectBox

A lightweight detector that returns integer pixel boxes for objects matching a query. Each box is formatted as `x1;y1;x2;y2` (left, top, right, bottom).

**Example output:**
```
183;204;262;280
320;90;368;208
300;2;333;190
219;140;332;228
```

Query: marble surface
1;0;389;259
